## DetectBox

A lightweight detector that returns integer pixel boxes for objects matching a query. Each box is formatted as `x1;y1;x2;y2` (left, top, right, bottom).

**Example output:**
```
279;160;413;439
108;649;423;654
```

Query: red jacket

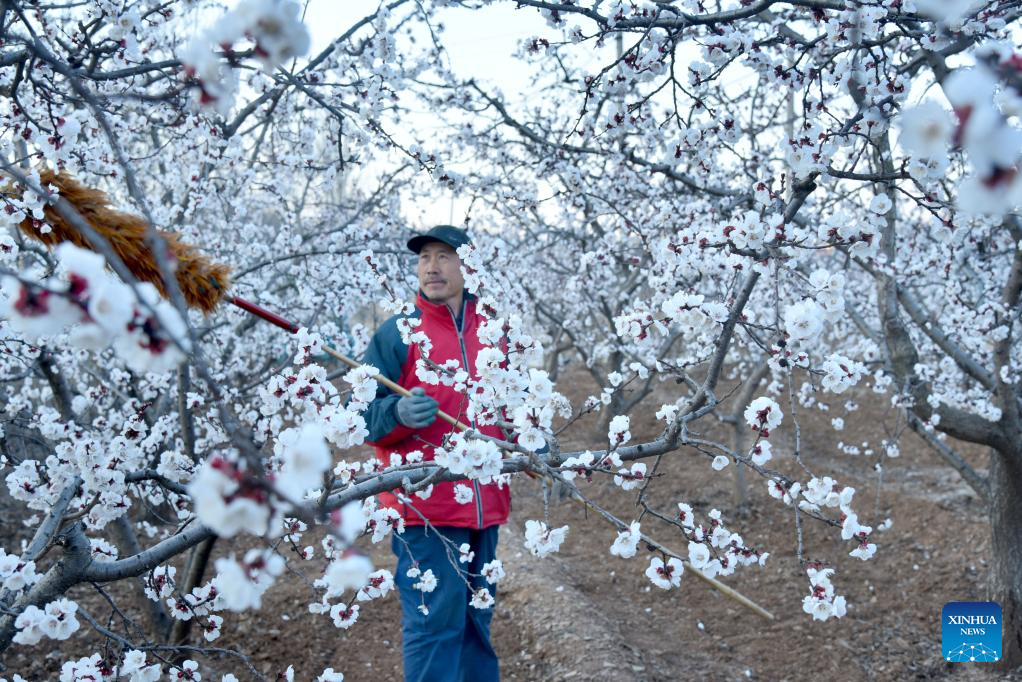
361;290;511;529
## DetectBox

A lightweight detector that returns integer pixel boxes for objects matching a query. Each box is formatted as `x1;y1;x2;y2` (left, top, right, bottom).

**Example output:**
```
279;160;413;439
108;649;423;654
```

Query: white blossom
744;397;783;432
899;100;954;160
607;415;631;446
784;300;825;346
645;556;684;589
187;457;270;538
609;521;642;559
481;559;505;585
523;520;568;557
322;554;374;598
453;483;474;504
329;603;360;629
274;423;331;500
469;587;495;609
613;462;646;490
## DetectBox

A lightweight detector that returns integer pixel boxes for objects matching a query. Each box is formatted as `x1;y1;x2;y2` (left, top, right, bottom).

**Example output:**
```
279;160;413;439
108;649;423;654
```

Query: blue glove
395;387;439;428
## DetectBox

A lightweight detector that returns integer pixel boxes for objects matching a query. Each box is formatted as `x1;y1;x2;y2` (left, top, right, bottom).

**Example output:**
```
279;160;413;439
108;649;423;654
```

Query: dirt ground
2;368;1019;681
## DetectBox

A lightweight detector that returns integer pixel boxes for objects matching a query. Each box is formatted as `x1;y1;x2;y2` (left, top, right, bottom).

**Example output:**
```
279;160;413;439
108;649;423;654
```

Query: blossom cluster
180;0;311;115
744;396;783;437
523;519;569;557
899;56;1022;215
12;599;80;645
802;567;847;622
433;433;504;483
6;407;183;530
800;477;877;562
678;505;769;581
0;550;39;594
143;564;225;640
0;243;190;374
213;549;286;612
187;454;273;537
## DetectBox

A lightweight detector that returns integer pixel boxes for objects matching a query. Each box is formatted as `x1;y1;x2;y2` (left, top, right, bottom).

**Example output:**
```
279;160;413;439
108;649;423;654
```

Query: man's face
417;241;465;305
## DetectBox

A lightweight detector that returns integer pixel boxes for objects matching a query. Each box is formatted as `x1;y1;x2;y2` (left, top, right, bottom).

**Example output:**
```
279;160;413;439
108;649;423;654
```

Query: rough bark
990;448;1022;669
730;360;771;511
168;536;216;645
0;522;92;655
112;514;172;638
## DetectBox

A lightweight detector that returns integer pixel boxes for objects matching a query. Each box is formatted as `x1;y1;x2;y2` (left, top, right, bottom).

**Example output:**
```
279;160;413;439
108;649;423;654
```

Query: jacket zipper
447;299;484;530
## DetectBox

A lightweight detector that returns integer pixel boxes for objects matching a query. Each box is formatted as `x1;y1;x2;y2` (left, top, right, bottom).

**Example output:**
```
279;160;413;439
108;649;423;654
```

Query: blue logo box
942;602;1002;662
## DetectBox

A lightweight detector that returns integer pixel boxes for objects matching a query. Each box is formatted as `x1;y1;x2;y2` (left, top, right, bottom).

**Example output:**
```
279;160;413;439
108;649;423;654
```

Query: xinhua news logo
942;602;1002;662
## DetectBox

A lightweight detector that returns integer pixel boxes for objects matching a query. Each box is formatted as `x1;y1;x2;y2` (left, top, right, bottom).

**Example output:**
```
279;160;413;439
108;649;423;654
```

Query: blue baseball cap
407;225;472;254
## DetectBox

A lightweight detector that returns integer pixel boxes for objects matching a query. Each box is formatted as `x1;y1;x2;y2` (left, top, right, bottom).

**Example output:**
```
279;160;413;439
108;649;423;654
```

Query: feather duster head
5;169;230;314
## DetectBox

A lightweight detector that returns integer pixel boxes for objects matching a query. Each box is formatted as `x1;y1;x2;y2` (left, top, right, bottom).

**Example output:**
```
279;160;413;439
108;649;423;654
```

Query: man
361;225;509;682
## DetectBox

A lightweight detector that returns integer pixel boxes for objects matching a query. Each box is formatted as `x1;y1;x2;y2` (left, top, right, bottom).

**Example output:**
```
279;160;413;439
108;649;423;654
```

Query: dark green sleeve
362;315;414;446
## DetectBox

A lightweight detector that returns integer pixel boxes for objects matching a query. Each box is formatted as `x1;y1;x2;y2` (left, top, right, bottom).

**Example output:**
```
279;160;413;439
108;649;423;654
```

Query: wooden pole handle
320;344;465;430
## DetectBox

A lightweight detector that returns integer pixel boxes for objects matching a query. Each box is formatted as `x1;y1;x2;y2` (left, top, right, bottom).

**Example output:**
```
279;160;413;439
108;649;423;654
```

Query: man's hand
395;387;439;428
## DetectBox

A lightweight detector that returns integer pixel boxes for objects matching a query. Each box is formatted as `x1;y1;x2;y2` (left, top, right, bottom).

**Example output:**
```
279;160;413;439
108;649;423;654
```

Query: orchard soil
2;369;1017;681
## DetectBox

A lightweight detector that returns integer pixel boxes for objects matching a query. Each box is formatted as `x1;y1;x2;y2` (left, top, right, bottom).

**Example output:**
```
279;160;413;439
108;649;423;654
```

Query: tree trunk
112;515;172;639
0;523;91;654
730;361;770;514
990;447;1022;669
169;537;216;646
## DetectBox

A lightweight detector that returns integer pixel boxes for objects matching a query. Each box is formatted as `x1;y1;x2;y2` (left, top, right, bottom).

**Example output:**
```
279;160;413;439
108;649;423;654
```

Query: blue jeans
392;525;500;682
